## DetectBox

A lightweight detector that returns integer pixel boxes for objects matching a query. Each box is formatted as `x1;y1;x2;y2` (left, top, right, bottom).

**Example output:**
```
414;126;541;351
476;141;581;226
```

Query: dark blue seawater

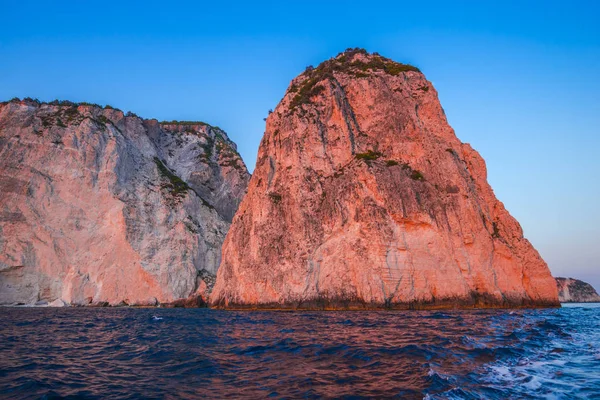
1;304;599;399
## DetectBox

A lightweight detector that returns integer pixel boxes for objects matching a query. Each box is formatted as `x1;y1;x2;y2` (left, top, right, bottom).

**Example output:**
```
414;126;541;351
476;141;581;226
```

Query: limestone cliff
0;98;250;306
211;49;559;309
556;277;600;303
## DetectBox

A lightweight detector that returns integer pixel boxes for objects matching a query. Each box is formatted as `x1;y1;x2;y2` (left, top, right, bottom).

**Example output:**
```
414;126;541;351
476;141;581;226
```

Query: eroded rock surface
212;49;559;309
0;99;249;306
556;277;600;303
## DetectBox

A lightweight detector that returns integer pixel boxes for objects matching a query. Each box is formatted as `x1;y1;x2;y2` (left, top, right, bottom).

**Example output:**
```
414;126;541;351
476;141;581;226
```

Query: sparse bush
269;192;282;203
159;120;211;127
410;170;424;181
154;157;190;199
49;99;76;107
355;150;383;161
288;48;420;112
79;102;102;108
23;97;41;105
289;80;326;111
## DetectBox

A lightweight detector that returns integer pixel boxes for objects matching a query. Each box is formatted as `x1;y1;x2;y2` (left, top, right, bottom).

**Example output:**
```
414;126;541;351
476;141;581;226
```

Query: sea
0;304;598;399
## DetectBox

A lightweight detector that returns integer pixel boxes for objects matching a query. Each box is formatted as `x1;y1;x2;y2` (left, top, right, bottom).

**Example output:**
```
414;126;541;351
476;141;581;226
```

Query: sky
1;0;599;289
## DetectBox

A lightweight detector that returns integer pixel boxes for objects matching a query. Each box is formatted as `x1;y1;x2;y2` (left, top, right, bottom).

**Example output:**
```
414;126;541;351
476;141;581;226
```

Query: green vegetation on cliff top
289;48;420;111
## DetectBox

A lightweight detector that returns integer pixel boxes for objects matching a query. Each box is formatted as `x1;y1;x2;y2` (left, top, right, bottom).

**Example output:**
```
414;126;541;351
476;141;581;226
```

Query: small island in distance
556;277;600;303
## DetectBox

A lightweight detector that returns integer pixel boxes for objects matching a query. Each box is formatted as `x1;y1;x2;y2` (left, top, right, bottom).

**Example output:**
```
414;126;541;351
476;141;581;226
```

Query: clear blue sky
1;0;599;289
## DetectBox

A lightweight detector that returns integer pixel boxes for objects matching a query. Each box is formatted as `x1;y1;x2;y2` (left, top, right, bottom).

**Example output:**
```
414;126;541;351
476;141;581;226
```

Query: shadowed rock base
161;295;207;308
211;293;560;311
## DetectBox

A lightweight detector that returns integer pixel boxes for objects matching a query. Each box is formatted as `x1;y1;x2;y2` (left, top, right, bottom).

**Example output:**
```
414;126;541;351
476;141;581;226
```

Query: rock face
0;99;250;306
556;277;600;303
211;49;559;309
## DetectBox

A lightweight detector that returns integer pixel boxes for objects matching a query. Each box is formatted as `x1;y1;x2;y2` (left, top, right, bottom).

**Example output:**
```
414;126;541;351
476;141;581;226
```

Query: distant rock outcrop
211;49;559;309
556;277;600;303
0;98;250;306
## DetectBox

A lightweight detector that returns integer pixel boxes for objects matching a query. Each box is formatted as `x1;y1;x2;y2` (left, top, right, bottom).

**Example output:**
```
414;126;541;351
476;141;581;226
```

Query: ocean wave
0;306;598;399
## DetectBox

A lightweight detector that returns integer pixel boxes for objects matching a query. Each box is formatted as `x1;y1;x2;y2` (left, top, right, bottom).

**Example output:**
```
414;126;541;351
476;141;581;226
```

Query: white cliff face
0;99;249;306
155;122;249;222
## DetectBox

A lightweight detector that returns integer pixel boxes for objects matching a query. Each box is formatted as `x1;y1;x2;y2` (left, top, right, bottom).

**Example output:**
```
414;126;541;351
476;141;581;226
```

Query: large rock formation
556;277;600;303
211;49;560;309
0;98;249;306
